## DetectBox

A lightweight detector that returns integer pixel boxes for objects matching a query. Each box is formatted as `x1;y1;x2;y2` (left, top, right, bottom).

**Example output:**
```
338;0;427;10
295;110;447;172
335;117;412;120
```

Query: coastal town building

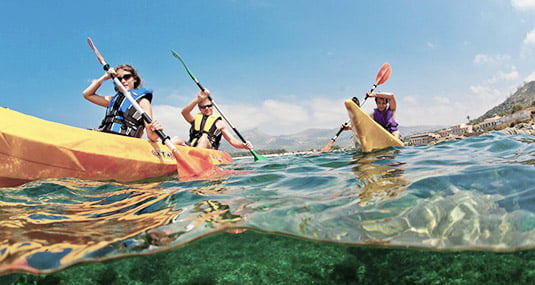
407;133;440;146
407;107;535;145
474;115;501;132
449;123;472;136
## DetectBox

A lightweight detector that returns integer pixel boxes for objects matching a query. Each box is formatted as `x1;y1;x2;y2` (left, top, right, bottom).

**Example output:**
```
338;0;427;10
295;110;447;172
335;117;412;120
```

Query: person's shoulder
132;88;153;95
215;119;227;129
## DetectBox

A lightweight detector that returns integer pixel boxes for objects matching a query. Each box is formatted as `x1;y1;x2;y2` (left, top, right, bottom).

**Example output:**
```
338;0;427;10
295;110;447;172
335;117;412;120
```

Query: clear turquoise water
1;132;534;283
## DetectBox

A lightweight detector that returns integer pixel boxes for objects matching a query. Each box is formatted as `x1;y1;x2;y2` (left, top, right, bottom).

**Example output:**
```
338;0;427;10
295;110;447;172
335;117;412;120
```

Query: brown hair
375;97;389;104
115;64;142;88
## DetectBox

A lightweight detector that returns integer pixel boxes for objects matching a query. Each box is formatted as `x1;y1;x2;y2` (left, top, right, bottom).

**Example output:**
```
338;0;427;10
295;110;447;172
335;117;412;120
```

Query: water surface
1;133;534;283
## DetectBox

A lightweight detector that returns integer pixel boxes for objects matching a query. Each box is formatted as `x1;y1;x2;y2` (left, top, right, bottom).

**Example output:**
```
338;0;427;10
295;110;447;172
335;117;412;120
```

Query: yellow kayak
0;107;233;187
344;99;403;152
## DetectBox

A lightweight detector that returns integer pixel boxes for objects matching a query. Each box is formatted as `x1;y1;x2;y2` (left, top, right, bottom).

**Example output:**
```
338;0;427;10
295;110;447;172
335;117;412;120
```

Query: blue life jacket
373;107;399;133
99;88;153;137
188;113;222;149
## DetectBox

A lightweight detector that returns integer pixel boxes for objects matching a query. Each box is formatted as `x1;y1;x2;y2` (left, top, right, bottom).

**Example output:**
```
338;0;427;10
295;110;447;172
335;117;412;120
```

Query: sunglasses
199;104;213;109
117;74;134;81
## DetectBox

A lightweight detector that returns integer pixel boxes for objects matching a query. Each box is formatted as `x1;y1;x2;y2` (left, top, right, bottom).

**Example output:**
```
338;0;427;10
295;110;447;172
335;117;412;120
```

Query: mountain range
220;125;444;153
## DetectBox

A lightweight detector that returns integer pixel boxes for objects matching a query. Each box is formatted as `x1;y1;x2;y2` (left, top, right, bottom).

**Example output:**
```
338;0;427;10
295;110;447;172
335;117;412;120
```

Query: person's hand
103;67;116;81
366;90;375;98
147;119;163;132
196;89;210;102
341;123;351;131
243;141;253;149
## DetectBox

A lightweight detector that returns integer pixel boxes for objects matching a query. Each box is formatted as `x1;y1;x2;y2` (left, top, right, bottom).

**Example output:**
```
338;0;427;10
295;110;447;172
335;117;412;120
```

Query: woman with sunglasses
173;89;253;150
82;64;163;142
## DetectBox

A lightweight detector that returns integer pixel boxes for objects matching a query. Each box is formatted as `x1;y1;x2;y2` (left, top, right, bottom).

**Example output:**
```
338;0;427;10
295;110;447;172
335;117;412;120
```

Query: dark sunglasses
117;74;134;81
199;104;213;109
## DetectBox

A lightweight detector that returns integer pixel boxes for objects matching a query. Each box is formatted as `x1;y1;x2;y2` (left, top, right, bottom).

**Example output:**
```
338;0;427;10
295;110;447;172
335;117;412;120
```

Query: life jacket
373;107;399;133
99;88;153;137
188;113;223;149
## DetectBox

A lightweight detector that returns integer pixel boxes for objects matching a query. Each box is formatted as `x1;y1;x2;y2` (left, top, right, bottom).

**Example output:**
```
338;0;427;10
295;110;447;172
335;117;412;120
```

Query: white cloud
524;71;535;82
473;54;511;65
511;0;535;10
151;75;514;137
402;95;418;105
151;96;352;137
470;85;503;102
486;68;519;84
397;99;470;126
523;28;535;46
396;84;507;127
433;96;450;104
151;105;186;141
521;29;535;57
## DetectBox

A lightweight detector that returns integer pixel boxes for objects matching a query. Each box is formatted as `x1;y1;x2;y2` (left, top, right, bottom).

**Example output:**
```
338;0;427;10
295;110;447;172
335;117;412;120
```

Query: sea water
1;132;534;284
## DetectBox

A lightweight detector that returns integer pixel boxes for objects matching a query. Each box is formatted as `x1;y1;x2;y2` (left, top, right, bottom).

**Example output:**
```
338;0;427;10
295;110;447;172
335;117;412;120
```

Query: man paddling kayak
172;89;253;150
82;64;164;142
342;90;401;139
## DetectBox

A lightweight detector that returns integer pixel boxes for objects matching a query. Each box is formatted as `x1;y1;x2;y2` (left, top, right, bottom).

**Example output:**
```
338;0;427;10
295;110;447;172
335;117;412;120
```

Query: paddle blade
172;148;232;181
171;50;206;91
251;149;267;161
375;63;392;86
320;140;334;153
87;37;106;66
171;50;197;81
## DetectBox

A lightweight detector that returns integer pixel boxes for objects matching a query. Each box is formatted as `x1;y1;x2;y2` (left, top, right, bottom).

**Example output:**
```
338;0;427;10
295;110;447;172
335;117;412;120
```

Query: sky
3;0;535;137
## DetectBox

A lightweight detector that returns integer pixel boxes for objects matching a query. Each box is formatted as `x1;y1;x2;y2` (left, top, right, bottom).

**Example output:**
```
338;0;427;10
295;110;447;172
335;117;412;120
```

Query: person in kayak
82;64;163;142
172;89;253;150
342;91;401;139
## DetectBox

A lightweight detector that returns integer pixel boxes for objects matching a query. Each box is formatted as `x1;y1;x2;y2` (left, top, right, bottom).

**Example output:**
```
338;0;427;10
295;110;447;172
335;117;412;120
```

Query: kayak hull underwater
0;107;233;187
344;99;404;152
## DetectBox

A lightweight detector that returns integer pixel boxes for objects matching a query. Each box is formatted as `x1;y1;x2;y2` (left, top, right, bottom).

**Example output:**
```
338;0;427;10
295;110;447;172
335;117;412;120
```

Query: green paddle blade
251;150;267;161
171;50;197;80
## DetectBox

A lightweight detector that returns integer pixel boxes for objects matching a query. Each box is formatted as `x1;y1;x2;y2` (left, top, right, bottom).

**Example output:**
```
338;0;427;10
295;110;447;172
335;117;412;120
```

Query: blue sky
3;0;535;137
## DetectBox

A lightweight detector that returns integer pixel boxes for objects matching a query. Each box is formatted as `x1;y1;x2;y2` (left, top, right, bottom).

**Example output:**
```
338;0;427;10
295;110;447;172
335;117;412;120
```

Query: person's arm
368;91;396;111
139;98;163;142
217;120;253;149
82;70;114;107
181;89;210;123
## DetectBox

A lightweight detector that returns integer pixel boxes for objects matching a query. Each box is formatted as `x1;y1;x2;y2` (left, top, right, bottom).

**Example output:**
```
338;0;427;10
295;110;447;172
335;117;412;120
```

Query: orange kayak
0;107;233;187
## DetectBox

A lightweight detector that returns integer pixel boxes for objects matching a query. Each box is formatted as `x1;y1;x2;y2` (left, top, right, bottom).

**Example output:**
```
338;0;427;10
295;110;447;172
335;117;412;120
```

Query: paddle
170;50;266;161
361;63;392;107
86;37;207;179
320;63;392;153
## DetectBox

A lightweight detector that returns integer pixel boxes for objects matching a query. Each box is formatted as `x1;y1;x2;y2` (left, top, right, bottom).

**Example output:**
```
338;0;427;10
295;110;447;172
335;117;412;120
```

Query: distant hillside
220;125;444;153
473;81;535;124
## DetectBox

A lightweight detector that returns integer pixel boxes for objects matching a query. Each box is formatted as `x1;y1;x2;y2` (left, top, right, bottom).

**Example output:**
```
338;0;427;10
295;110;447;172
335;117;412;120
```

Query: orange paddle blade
320;140;334;153
375;63;391;86
172;148;236;182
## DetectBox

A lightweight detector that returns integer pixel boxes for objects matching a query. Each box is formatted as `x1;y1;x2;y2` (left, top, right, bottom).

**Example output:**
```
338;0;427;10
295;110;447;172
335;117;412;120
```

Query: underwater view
1;132;534;284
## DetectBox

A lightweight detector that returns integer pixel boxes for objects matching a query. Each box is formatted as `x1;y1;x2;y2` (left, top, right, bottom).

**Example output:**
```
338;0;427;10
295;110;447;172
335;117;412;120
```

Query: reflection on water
0;133;534;275
350;150;408;206
0;180;182;274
